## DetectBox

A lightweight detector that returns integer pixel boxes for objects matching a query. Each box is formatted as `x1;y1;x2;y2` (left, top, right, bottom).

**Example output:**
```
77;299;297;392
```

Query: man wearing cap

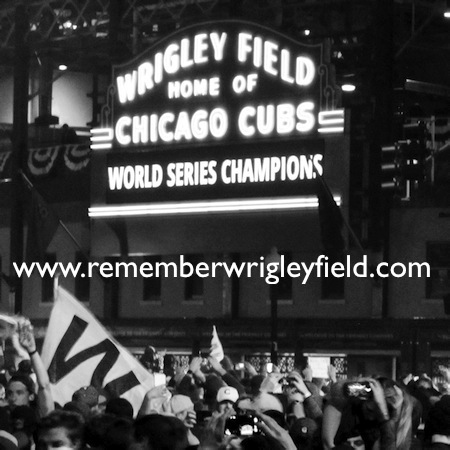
71;386;99;415
167;394;200;449
216;386;239;414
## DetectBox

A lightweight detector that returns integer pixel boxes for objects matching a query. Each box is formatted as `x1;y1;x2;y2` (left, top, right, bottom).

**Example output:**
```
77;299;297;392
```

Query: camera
343;381;373;400
224;414;261;437
279;375;296;389
279;375;295;384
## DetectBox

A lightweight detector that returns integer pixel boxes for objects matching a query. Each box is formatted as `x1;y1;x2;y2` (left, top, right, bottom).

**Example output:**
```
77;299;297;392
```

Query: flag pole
9;3;30;314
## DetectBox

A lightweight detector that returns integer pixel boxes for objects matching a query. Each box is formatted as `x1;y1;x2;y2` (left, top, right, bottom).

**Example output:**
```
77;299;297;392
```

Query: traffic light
397;121;427;182
380;143;401;194
380;121;428;197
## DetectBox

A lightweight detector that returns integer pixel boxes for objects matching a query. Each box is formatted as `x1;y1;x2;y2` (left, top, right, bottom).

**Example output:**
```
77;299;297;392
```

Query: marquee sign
89;21;344;218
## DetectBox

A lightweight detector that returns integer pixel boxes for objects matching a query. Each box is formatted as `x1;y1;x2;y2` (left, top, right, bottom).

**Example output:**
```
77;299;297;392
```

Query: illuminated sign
88;196;342;218
89;21;344;217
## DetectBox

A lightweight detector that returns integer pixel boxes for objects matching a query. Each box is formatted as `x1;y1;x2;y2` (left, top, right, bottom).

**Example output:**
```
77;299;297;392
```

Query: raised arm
208;355;245;395
322;403;342;450
17;317;54;417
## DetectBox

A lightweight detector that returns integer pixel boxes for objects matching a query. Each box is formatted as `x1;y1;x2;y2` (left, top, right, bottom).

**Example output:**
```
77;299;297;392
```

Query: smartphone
343;381;373;400
224;414;261;437
235;363;245;370
200;356;212;373
266;363;274;373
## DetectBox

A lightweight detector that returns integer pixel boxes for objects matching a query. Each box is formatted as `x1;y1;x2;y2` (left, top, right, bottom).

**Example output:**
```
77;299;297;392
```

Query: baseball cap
289;417;318;448
169;395;194;415
72;386;99;407
216;386;239;404
63;401;91;420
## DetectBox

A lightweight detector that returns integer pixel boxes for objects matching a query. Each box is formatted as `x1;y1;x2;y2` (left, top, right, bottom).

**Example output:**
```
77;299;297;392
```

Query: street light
265;246;282;366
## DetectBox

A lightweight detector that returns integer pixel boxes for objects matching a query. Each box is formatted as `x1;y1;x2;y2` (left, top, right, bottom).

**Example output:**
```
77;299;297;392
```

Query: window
184;254;204;300
42;253;56;303
426;242;450;299
143;255;162;301
75;251;90;302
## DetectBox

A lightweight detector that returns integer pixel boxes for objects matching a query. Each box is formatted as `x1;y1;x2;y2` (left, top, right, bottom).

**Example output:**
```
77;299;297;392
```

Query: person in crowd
10;405;37;450
62;401;91;421
134;414;189;450
177;356;226;411
19;334;450;449
195;386;240;447
0;430;19;450
424;394;450;448
138;384;172;416
84;413;117;449
167;394;199;448
175;357;207;411
207;355;246;398
98;416;134;450
104;397;134;419
5;318;53;418
289;417;320;450
282;371;323;424
312;365;338;397
215;386;239;415
72;386;100;416
218;409;298;450
35;410;85;450
248;374;265;398
163;354;178;384
322;377;416;449
6;375;37;412
140;346;161;373
408;374;441;424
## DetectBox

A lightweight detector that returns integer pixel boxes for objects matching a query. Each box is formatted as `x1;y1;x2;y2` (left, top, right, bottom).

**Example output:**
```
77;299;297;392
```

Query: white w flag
210;325;224;361
41;286;155;415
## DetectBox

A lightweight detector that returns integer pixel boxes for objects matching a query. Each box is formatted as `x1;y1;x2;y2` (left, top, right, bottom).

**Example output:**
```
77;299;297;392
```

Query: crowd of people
1;318;450;449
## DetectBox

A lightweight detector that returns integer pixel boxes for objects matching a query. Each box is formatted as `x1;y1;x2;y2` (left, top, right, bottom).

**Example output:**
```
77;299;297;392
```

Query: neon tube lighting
91;128;113;136
90;135;111;142
90;128;113;150
318;127;344;134
88;195;342;218
319;110;344;118
318;117;345;125
91;143;113;150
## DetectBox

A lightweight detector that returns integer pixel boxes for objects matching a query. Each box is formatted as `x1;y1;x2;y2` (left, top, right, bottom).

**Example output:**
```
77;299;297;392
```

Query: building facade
0;0;449;380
